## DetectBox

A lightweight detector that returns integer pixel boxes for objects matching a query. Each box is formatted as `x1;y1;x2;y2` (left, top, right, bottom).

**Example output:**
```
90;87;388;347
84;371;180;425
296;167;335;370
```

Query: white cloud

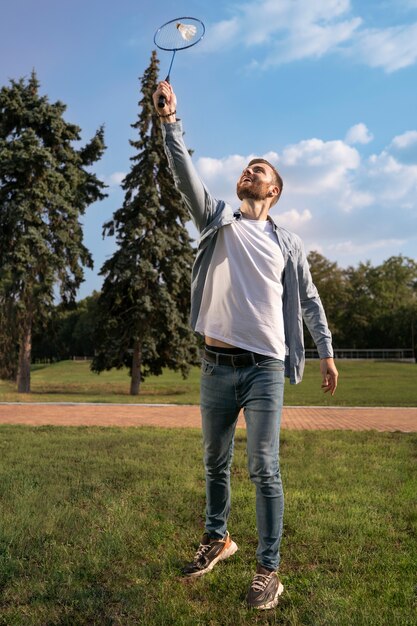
198;155;245;180
391;130;417;149
277;209;312;230
323;237;416;266
327;238;406;255
193;126;417;266
204;0;361;64
352;23;417;72
203;18;240;51
345;123;374;145
106;172;126;187
388;131;417;165
203;0;417;72
280;138;361;205
364;151;417;205
281;138;359;170
197;135;362;211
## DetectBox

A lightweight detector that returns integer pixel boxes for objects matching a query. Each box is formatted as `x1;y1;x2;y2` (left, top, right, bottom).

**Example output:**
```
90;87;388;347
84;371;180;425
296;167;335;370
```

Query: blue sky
1;0;417;300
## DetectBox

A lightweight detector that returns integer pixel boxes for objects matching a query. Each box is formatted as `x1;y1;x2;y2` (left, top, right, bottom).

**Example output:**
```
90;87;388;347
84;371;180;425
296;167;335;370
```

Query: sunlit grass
0;426;415;625
1;359;417;406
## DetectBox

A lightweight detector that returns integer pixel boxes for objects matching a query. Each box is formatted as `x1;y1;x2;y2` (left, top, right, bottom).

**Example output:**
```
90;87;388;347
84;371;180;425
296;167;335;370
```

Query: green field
0;426;415;625
1;359;417;406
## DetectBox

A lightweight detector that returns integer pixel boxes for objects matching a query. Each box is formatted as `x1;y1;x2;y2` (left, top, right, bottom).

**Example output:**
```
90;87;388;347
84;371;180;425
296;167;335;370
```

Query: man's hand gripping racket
153;17;205;109
153;81;177;119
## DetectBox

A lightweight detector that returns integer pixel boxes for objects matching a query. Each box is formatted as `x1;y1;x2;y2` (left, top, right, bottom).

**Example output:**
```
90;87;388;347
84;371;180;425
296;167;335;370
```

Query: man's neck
240;199;270;221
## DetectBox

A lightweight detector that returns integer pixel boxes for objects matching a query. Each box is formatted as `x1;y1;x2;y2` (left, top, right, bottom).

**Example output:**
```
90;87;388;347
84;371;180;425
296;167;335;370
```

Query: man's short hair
248;158;283;206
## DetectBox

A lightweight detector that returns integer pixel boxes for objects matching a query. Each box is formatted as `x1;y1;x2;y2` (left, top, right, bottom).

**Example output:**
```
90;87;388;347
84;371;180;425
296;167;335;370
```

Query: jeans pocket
201;359;215;376
256;358;285;371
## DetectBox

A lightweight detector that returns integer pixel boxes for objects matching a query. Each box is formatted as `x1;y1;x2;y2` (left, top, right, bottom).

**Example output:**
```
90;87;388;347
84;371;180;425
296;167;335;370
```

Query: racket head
154;17;205;51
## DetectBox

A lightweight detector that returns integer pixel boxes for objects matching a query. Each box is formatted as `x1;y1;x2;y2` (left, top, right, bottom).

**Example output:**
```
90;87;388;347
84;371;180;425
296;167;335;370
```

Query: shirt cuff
161;120;183;138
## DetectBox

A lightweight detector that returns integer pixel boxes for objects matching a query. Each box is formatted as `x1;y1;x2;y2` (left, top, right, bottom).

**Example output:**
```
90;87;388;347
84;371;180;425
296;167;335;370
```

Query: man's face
236;163;277;203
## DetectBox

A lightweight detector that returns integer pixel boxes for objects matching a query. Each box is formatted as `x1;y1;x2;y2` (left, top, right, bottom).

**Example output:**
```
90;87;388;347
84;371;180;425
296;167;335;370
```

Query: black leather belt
203;349;271;367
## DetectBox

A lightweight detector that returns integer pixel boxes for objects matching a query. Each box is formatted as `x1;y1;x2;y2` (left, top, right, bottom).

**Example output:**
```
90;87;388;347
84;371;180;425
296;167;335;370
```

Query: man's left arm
296;239;339;395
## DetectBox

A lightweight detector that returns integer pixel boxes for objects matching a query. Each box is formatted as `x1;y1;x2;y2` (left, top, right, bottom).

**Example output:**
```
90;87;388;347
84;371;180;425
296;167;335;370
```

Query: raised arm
152;81;218;232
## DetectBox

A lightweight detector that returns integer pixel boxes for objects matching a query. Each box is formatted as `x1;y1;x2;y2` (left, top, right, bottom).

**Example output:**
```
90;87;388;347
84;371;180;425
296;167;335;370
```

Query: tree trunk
17;313;32;393
130;339;142;395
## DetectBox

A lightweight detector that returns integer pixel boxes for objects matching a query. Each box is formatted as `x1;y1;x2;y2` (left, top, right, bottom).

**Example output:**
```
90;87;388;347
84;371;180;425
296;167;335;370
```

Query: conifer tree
0;72;107;391
91;52;199;395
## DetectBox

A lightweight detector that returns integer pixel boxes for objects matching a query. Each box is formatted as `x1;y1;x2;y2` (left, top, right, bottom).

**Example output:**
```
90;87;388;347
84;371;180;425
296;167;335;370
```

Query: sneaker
182;531;238;577
246;564;284;610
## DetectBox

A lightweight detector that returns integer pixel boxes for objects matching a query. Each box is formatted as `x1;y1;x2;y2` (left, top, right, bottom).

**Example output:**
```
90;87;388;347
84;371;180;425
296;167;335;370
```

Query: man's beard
236;179;270;202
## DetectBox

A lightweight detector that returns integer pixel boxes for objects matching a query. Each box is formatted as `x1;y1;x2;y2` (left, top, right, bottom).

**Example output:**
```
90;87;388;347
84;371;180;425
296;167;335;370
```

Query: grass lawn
0;426;416;625
1;359;417;406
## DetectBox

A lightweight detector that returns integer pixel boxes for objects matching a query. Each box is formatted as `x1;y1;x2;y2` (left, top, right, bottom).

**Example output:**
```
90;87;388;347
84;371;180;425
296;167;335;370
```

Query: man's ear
269;185;279;198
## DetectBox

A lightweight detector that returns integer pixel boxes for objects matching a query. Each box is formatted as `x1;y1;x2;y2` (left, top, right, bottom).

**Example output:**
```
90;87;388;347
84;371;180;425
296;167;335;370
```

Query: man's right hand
152;81;177;122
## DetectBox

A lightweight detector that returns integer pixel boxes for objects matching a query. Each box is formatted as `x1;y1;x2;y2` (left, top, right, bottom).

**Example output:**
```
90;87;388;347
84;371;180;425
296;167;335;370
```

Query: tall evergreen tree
0;282;18;380
91;52;199;395
0;72;107;391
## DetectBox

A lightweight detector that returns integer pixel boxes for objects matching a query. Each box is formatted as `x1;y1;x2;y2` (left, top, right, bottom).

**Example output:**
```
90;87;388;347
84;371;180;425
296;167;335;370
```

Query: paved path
0;403;416;432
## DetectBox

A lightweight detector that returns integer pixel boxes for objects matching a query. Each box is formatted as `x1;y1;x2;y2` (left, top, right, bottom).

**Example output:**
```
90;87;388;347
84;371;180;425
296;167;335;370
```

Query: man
152;81;338;611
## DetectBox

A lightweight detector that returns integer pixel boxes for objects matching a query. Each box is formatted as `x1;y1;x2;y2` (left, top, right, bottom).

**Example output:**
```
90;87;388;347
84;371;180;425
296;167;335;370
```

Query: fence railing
33;349;417;364
305;348;416;362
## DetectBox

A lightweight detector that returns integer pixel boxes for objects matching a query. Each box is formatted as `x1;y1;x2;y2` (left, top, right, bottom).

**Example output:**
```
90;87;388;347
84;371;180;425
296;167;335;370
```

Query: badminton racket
154;17;205;108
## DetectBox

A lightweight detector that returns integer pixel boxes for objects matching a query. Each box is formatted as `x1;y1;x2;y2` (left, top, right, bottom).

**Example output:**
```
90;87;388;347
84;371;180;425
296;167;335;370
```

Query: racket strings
154;19;204;51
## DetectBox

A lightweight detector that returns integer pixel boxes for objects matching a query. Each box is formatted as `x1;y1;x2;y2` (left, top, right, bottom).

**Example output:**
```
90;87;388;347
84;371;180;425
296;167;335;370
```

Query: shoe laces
251;573;273;593
193;542;212;564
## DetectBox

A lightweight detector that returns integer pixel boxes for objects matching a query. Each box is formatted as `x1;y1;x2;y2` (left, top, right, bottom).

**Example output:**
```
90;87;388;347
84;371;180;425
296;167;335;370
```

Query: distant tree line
26;252;417;362
304;252;417;353
31;291;100;362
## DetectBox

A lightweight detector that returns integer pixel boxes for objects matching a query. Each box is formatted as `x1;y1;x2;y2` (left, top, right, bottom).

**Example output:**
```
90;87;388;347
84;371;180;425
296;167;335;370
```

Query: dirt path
0;403;416;432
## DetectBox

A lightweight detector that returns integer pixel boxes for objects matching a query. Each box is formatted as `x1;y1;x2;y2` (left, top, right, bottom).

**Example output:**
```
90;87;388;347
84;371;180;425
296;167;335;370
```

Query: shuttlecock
176;22;197;41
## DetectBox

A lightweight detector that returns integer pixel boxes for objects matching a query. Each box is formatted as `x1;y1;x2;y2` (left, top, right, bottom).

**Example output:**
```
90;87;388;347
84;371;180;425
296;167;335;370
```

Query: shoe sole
185;540;239;578
251;581;284;610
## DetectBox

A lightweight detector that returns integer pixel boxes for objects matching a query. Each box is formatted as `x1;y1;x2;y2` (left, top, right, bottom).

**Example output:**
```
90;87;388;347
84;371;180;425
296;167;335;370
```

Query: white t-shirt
195;217;286;360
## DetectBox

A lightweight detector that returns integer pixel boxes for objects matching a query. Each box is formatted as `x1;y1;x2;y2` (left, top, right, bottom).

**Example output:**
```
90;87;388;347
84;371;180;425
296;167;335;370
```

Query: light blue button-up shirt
162;121;334;384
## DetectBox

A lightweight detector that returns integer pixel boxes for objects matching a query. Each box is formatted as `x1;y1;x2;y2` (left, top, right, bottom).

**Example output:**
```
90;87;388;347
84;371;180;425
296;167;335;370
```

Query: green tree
32;292;100;362
91;52;199;395
0;281;19;380
0;72;106;391
307;250;348;347
365;255;417;349
71;292;100;357
368;255;417;310
340;255;417;350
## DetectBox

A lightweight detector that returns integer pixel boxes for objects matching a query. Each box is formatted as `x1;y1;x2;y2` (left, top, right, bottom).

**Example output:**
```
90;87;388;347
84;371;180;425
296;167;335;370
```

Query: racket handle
158;75;170;109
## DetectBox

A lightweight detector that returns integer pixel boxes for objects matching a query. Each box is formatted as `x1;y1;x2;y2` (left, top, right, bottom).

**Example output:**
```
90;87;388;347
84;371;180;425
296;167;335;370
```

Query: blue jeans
200;353;285;571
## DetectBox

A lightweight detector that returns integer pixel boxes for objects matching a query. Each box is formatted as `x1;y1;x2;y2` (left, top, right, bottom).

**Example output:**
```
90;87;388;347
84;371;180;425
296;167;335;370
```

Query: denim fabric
200;354;285;571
